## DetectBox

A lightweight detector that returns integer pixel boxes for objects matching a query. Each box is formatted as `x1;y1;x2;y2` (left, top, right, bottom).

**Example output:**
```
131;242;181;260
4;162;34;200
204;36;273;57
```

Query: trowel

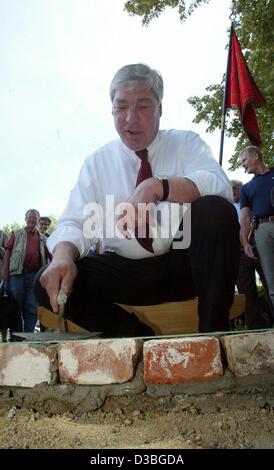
12;290;101;342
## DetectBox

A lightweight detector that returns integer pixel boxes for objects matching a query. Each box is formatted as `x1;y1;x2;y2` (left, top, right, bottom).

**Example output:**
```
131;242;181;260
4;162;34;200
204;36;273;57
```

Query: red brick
0;343;56;388
58;338;142;384
144;337;223;384
221;331;274;377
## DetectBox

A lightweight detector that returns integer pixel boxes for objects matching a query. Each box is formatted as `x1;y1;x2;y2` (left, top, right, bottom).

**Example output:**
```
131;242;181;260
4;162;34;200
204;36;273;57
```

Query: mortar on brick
144;336;223;384
0;344;57;388
58;339;143;385
221;332;274;377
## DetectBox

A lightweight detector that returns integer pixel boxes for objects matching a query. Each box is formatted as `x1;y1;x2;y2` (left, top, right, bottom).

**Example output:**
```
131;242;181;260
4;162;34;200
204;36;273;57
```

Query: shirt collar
25;226;38;234
121;131;161;160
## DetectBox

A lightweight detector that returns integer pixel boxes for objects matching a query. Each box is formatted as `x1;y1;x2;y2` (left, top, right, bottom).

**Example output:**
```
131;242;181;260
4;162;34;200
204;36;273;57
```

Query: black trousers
34;196;240;335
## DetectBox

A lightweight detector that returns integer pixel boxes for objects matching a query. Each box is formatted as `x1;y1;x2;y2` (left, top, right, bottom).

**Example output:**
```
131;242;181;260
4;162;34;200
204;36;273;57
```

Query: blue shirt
240;168;274;217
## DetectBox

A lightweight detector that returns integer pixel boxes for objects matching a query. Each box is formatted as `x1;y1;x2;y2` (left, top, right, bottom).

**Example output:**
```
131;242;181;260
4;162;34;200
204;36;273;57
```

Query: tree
124;0;274;168
47;214;57;235
189;0;273;168
1;222;23;236
124;0;210;25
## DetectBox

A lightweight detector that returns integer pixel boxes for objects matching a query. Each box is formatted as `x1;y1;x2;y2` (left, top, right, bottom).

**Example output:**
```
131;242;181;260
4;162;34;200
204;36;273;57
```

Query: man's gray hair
110;63;164;103
239;145;263;160
230;179;243;188
25;209;40;219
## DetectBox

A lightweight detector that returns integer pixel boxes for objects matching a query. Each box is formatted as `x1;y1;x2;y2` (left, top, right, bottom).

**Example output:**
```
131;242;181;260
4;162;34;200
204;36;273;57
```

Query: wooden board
38;294;245;335
38;309;88;333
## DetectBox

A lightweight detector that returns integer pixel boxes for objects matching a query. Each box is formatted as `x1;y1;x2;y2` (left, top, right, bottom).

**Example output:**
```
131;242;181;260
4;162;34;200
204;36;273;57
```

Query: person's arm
2;233;15;281
240;207;257;259
0;232;8;259
144;176;200;203
116;176;200;239
126;175;200;208
41;155;101;311
175;131;232;201
2;249;10;281
129;131;230;206
40;241;79;313
47;156;99;260
45;245;52;263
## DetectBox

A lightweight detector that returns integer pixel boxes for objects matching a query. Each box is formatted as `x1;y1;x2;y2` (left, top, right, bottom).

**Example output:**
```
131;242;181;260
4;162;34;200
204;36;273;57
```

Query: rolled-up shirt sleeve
181;132;232;200
47;156;101;258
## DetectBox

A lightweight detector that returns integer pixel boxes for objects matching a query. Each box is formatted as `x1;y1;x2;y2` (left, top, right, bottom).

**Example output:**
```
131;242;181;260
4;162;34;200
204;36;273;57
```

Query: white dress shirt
48;129;232;259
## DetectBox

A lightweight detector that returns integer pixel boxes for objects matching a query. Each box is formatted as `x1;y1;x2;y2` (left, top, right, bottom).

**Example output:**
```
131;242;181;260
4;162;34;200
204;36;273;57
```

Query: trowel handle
56;290;68;332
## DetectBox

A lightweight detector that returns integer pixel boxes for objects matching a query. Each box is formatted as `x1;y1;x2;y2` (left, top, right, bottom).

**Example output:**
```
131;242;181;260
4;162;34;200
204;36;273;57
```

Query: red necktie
135;149;154;253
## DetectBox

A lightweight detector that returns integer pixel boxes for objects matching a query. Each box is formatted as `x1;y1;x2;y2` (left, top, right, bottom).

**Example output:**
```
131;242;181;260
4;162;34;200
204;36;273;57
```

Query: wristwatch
156;177;169;201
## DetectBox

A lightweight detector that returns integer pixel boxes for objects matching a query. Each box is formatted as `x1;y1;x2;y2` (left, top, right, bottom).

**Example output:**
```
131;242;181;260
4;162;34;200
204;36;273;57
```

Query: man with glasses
39;217;51;238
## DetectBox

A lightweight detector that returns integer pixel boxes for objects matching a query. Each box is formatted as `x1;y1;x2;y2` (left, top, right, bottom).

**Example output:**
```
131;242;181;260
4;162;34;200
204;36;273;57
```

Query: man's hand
40;242;79;312
243;242;258;260
116;176;200;239
116;178;159;239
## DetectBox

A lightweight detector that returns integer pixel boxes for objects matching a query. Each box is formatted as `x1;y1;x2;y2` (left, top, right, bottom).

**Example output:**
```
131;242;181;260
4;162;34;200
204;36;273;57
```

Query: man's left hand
116;178;160;239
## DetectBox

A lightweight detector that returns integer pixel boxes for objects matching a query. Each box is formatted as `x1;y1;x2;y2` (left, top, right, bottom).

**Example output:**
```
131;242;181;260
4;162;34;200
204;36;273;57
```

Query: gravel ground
1;390;274;449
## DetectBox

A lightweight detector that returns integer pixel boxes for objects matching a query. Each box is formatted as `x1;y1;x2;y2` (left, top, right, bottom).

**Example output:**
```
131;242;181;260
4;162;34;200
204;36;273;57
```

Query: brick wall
1;332;274;388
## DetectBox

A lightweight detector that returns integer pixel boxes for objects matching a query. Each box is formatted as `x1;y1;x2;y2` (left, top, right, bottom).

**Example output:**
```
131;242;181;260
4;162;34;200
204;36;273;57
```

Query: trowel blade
12;331;102;342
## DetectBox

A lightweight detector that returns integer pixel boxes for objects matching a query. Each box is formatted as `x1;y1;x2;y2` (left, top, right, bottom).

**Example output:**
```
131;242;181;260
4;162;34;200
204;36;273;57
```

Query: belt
258;215;274;224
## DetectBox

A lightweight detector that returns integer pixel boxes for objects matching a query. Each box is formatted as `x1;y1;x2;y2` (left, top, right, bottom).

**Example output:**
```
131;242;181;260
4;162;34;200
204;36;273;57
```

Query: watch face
156;176;168;181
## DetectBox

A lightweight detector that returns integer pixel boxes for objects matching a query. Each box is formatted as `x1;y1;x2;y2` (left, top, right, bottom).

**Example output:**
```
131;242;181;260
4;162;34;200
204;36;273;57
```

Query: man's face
232;184;240;203
112;86;162;151
25;211;39;230
240;151;258;174
39;220;49;234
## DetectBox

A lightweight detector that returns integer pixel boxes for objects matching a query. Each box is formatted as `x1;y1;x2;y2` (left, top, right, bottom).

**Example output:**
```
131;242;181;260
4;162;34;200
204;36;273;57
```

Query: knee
192;196;239;233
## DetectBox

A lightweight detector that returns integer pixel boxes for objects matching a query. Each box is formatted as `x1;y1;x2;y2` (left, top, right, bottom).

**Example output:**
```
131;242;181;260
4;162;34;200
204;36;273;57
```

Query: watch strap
156;177;169;201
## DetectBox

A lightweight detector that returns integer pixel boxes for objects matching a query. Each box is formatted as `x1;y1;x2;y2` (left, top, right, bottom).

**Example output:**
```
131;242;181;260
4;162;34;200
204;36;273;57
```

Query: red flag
226;27;265;147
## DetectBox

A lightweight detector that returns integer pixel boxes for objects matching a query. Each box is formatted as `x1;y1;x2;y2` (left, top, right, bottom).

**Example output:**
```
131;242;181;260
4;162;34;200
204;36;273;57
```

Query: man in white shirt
34;63;240;336
231;179;242;220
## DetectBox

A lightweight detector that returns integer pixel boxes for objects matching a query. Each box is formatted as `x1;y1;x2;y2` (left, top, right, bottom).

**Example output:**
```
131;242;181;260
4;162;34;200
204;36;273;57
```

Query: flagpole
219;23;233;166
